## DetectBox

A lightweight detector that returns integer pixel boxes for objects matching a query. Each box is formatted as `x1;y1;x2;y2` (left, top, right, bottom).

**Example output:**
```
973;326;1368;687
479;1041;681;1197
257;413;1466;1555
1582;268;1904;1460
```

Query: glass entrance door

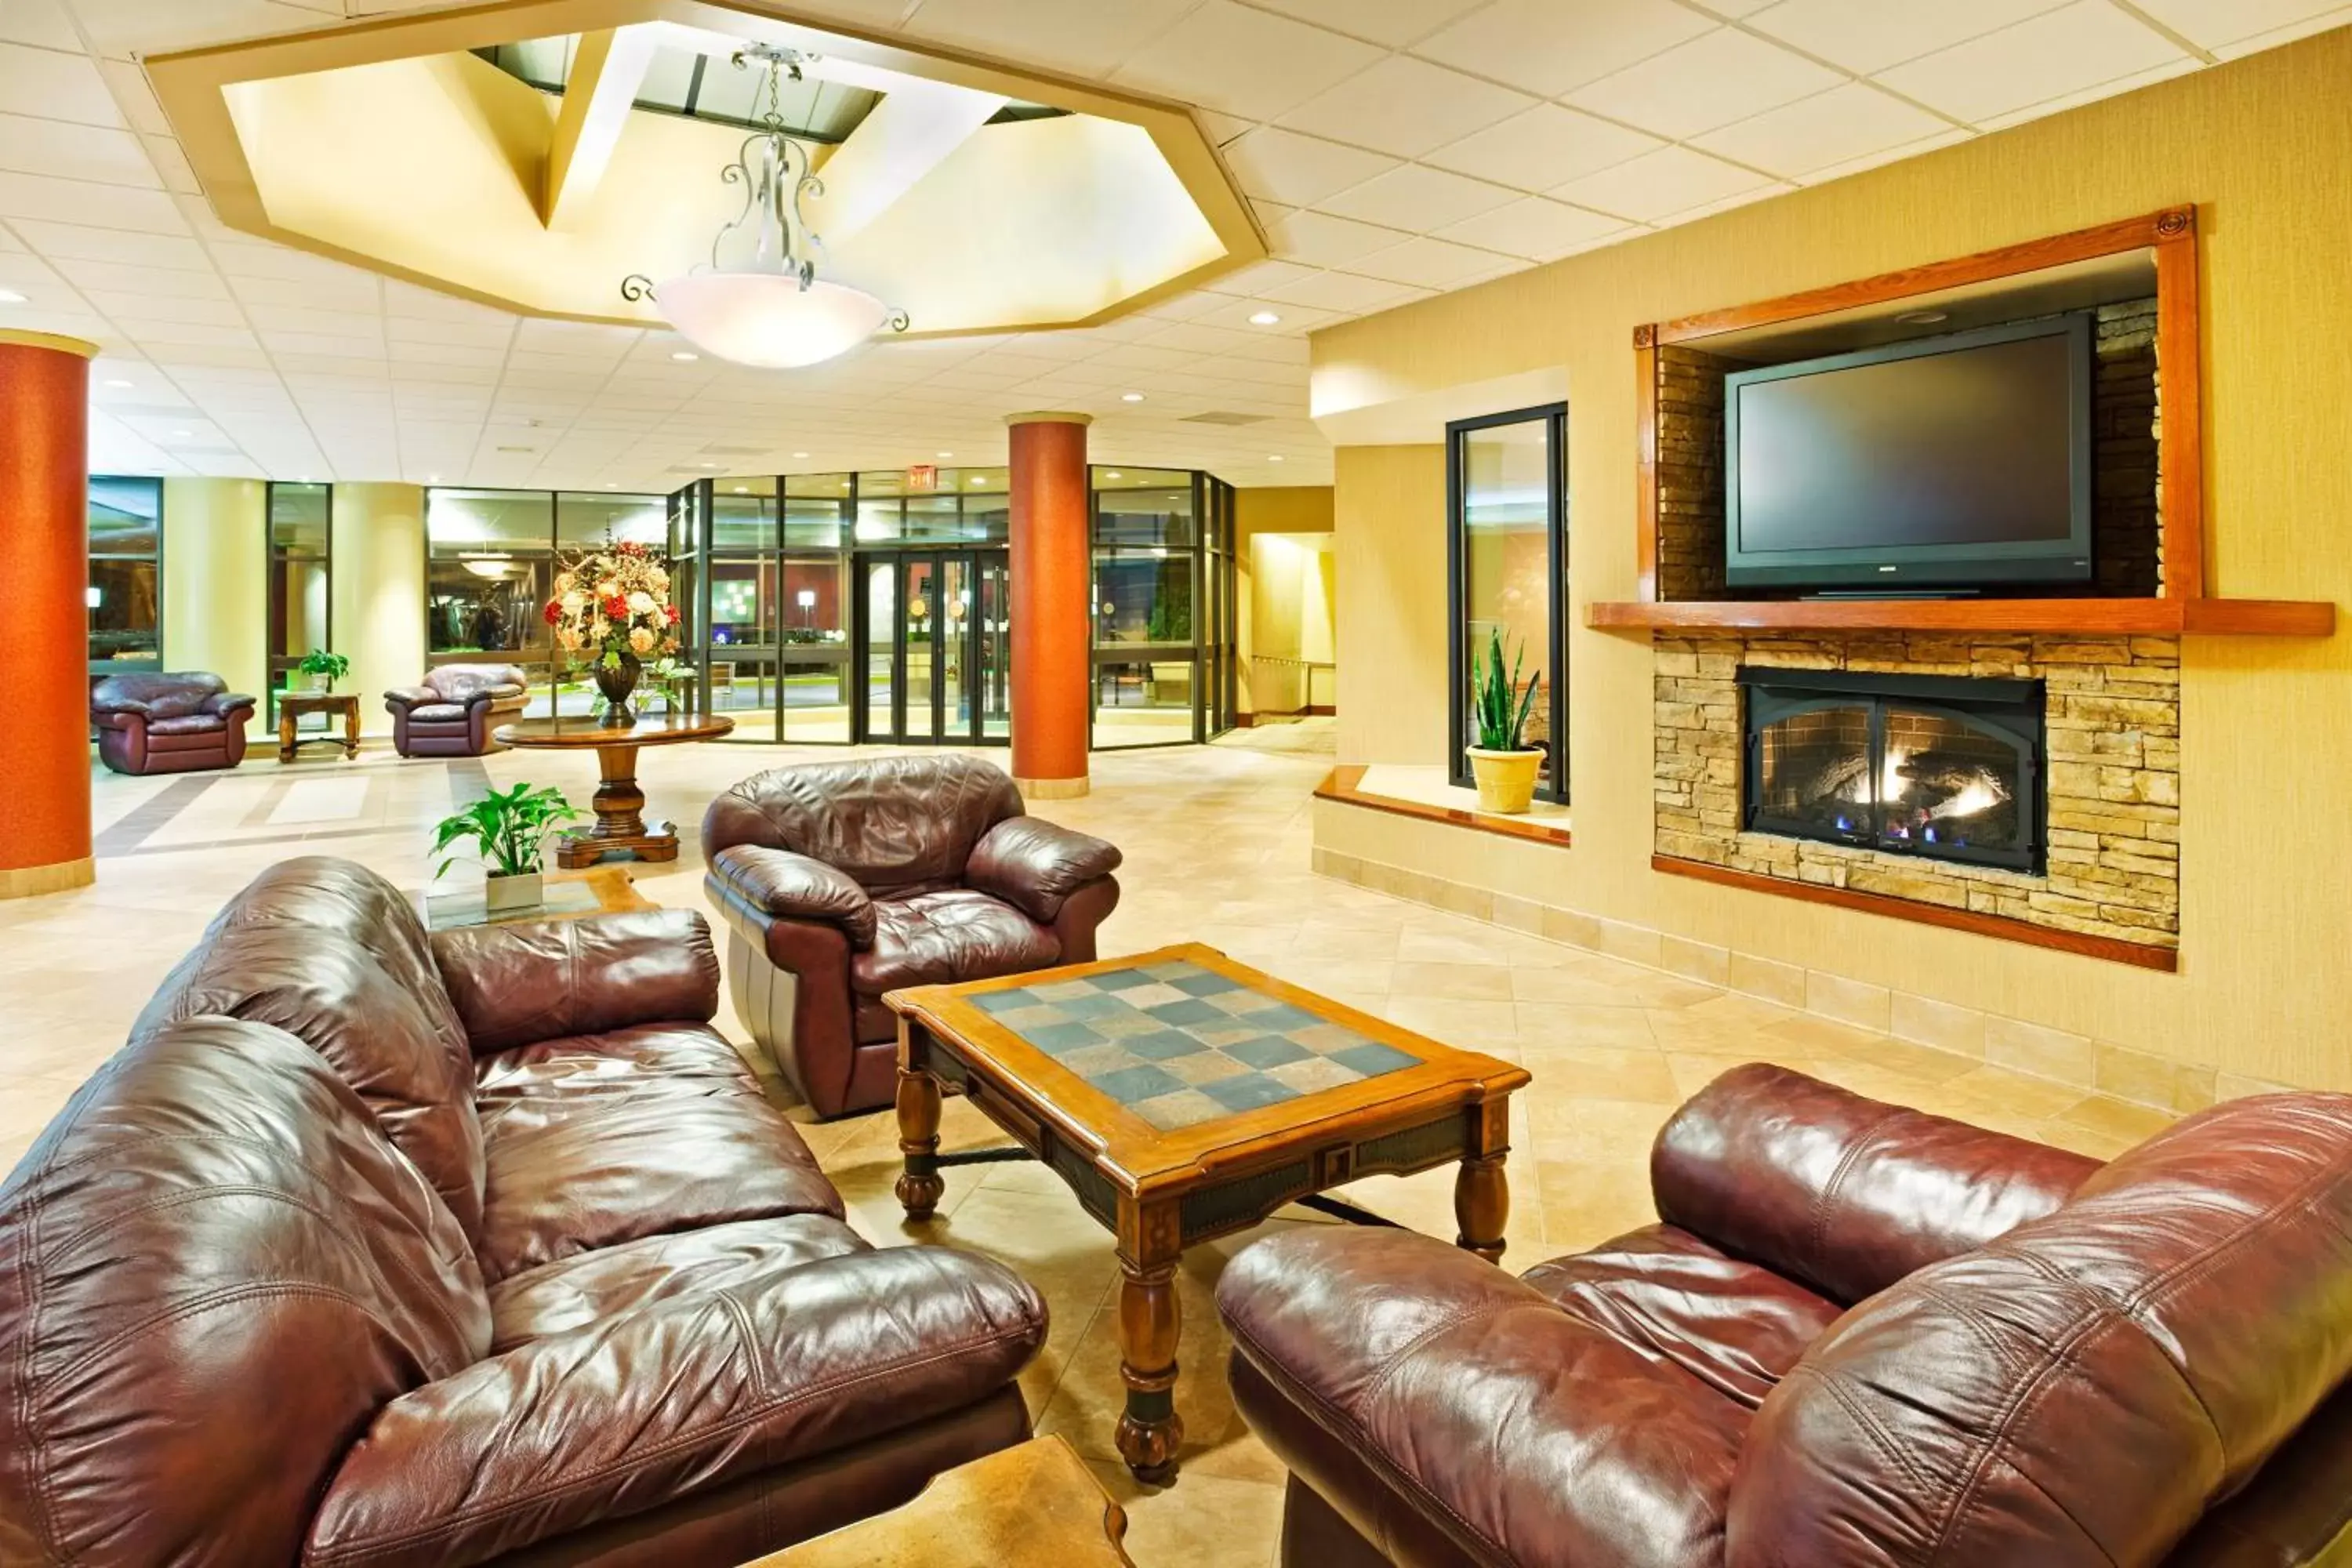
855;550;1008;746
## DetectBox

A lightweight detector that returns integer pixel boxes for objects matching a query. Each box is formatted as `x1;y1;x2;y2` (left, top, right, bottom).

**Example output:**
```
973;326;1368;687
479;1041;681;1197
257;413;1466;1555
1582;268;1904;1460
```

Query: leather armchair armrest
1652;1062;2102;1305
383;685;435;712
1218;1227;1748;1567
89;709;145;729
708;844;877;947
966;816;1122;924
430;909;720;1053
205;692;257;720
303;1246;1046;1568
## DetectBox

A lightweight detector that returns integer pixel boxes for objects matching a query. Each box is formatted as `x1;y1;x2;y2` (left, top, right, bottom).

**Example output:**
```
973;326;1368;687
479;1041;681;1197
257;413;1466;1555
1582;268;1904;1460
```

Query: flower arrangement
544;540;680;723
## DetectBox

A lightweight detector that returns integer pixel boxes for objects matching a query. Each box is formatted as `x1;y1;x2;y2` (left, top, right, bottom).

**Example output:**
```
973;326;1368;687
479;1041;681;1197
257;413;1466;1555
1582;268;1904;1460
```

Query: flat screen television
1723;314;2094;590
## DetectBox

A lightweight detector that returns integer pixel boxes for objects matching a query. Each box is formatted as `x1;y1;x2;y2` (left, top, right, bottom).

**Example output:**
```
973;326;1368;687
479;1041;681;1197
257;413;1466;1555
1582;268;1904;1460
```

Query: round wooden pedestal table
492;712;735;868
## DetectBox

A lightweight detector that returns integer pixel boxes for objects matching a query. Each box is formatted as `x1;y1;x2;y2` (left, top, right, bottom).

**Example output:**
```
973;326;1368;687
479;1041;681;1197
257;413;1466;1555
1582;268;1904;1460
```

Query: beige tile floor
2;726;2178;1565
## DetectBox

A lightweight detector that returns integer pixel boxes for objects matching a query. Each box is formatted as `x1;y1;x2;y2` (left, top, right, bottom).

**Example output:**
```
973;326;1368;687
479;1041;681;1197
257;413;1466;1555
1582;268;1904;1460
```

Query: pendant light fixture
622;44;907;368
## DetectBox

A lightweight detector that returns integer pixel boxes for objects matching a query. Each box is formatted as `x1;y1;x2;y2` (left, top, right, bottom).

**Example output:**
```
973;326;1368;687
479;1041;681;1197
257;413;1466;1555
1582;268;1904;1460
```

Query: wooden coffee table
493;711;734;867
741;1436;1129;1566
277;690;361;764
887;943;1529;1483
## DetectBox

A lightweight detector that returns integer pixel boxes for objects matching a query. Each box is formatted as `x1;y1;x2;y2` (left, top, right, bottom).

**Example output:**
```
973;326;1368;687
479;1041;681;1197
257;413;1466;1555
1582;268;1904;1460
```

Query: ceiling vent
1181;411;1267;426
494;444;537;453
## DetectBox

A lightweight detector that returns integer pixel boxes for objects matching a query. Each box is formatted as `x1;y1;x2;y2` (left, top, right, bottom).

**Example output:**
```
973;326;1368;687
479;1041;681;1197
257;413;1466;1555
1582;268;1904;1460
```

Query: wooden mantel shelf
1587;597;2335;637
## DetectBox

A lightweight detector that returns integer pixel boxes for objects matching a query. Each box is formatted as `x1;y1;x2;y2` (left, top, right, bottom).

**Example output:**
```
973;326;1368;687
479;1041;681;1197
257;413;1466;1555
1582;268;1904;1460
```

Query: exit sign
906;464;938;492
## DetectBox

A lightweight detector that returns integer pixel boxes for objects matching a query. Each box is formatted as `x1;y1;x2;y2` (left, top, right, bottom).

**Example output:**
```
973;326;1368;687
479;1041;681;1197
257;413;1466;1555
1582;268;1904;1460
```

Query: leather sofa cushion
303;1246;1046;1568
146;713;227;735
1519;1225;1842;1411
431;909;720;1055
1730;1093;2352;1568
850;890;1059;996
473;1022;844;1281
407;702;467;722
0;1019;490;1568
486;1213;873;1352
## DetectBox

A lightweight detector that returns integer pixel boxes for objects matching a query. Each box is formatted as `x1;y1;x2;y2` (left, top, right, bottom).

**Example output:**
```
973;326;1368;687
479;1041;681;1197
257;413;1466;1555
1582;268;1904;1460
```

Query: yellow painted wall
1235;486;1335;716
161;477;267;701
330;482;425;739
1234;485;1335;541
1314;29;2352;1090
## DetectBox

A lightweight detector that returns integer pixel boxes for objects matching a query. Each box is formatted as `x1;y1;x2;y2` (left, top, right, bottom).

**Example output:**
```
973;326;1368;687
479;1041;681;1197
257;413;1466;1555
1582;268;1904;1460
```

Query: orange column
1006;412;1092;798
0;332;99;898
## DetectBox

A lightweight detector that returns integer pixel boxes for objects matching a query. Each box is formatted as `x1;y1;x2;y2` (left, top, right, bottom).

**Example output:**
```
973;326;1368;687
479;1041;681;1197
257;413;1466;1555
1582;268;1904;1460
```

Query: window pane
1094;470;1195;546
557;492;666;548
784;496;842;548
904;492;964;543
427;553;552;660
1460;417;1557;789
270;557;331;662
270;483;329;553
429;488;553;551
89;476;161;557
1093;659;1193;749
1093;548;1192;646
712;492;776;550
89;558;158;662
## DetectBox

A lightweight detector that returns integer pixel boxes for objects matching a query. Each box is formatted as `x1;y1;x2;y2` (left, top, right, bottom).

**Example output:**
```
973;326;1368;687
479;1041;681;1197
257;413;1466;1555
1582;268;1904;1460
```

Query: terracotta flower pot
1467;747;1543;815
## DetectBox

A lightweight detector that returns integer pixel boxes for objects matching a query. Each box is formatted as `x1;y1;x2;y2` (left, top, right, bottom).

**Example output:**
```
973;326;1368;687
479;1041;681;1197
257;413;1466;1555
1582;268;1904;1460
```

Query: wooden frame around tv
1601;205;2334;637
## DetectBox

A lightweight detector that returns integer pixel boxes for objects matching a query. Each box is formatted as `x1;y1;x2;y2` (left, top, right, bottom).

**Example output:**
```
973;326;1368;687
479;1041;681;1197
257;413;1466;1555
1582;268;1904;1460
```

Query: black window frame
1446;402;1570;804
264;480;332;724
87;474;165;674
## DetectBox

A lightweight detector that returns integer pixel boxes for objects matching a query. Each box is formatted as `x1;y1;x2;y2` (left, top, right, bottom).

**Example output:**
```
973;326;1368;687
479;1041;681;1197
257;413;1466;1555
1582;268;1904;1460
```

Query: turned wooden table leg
1115;1200;1184;1483
895;1065;946;1219
278;702;295;765
560;742;651;866
342;698;359;759
1454;1152;1509;1264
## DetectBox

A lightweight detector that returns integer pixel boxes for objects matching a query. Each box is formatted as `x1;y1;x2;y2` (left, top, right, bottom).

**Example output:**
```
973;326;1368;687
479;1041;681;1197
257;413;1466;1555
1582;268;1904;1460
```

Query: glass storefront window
1092;549;1192;646
267;482;331;721
557;491;666;547
89;475;162;668
1094;468;1196;546
1450;406;1568;800
713;479;778;550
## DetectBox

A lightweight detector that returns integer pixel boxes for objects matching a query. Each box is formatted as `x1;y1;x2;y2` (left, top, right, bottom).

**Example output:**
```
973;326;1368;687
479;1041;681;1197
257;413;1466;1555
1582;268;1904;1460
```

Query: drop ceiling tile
1974;55;2202;129
1564;27;1846;140
78;290;245;328
1110;2;1383;122
54;257;230;299
1422;103;1663;193
1279;56;1536;158
1691;82;1955;178
0;0;79;50
1793;127;1973;185
1341;234;1507;289
2212;3;2352;56
1262;209;1409;267
0;41;121;127
140;135;199;194
1315;163;1517;229
1221;127;1399;208
1192;110;1254;147
1435;196;1632;260
1414;0;1716;96
1549;144;1780;223
0;169;183;230
1254;268;1433;315
13;221;209;269
1187;295;1338;335
1743;0;2072;74
901;0;1194;78
1877;2;2186;124
1244;0;1488;47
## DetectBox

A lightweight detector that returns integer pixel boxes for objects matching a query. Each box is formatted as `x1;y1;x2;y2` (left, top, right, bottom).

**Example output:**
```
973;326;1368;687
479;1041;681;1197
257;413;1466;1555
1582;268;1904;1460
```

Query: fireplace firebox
1738;668;2045;873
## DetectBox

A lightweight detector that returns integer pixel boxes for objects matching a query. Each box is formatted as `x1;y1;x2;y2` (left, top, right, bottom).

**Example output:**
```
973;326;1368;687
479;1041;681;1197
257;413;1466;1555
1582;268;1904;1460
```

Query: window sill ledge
1314;765;1572;848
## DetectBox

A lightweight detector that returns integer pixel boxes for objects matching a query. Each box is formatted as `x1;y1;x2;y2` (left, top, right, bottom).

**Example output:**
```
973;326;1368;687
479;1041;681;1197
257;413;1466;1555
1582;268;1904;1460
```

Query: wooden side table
740;1437;1131;1566
278;691;361;764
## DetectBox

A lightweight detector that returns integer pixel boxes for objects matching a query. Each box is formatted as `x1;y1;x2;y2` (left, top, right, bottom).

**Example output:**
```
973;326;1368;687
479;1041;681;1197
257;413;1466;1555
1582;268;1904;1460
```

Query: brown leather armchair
0;857;1047;1568
385;662;528;757
1218;1063;2352;1568
89;670;256;774
702;755;1122;1118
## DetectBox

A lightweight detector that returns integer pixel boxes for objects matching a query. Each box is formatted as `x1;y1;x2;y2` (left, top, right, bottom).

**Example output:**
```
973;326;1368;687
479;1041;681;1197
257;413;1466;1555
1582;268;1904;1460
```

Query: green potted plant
298;648;350;693
1466;627;1544;815
430;782;581;913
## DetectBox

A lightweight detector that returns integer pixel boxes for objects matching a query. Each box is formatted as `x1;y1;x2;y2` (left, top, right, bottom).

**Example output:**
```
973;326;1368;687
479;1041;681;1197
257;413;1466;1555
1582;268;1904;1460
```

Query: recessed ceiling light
296;474;312;483
1105;470;1123;480
428;473;441;482
1121;392;1145;402
1248;310;1280;326
172;430;191;439
0;289;25;305
732;485;749;493
970;475;988;485
792;451;809;459
103;378;132;389
698;462;720;469
671;350;700;361
602;481;617;489
937;451;953;458
1268;455;1284;463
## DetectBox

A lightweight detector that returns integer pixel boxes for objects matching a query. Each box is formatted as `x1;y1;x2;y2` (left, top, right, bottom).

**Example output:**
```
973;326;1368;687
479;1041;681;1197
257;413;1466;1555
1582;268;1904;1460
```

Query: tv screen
1724;315;2093;590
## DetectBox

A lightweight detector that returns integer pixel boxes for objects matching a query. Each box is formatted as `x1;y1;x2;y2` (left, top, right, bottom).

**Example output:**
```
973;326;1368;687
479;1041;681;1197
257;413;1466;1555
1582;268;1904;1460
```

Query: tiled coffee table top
971;957;1422;1131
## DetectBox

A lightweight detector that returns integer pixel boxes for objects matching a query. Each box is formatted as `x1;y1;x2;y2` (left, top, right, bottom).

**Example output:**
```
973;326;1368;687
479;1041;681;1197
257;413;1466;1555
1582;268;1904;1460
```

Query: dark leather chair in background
0;857;1046;1568
1218;1062;2352;1568
89;670;255;774
702;754;1122;1118
385;662;528;757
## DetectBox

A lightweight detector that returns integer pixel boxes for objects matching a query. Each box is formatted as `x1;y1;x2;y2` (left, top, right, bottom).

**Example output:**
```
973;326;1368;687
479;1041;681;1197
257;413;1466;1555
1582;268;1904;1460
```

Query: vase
1466;747;1543;815
594;650;642;726
483;870;543;914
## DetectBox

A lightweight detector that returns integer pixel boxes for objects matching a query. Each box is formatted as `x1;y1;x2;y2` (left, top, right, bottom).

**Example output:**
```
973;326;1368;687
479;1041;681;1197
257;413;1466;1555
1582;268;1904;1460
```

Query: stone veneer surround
1656;633;2180;953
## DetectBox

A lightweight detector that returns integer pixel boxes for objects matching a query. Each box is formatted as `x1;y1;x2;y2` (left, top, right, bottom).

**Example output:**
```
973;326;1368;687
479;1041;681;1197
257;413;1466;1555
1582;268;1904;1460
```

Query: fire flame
1846;746;2004;819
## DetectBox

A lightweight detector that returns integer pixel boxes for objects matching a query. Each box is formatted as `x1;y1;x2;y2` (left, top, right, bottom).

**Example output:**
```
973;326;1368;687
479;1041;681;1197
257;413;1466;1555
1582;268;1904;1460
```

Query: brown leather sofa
0;857;1046;1567
89;670;256;774
1218;1062;2352;1568
386;662;529;756
702;755;1122;1118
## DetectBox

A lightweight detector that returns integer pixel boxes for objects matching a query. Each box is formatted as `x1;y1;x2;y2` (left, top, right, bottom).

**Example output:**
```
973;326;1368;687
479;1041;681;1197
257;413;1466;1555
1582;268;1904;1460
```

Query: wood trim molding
1633;332;1659;603
1586;596;2335;636
1315;765;1573;848
1651;854;2179;972
2153;208;2205;599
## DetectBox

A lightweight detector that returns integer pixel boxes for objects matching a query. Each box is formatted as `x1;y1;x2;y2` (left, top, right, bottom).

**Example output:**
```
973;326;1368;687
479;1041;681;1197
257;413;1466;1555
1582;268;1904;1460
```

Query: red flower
604;595;629;619
541;600;562;626
617;541;644;556
665;604;681;624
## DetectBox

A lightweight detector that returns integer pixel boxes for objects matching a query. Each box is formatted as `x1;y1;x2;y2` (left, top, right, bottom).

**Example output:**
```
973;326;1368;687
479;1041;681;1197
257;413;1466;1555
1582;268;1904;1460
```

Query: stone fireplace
1741;669;2044;873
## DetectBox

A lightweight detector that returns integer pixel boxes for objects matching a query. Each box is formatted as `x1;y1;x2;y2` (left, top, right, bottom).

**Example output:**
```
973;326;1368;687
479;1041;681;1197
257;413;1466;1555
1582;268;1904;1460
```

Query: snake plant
1471;627;1541;752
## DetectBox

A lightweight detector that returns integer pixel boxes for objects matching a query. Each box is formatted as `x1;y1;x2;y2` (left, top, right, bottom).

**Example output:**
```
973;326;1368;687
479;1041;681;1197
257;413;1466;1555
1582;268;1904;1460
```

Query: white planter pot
484;871;545;914
1466;748;1543;815
306;673;332;692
